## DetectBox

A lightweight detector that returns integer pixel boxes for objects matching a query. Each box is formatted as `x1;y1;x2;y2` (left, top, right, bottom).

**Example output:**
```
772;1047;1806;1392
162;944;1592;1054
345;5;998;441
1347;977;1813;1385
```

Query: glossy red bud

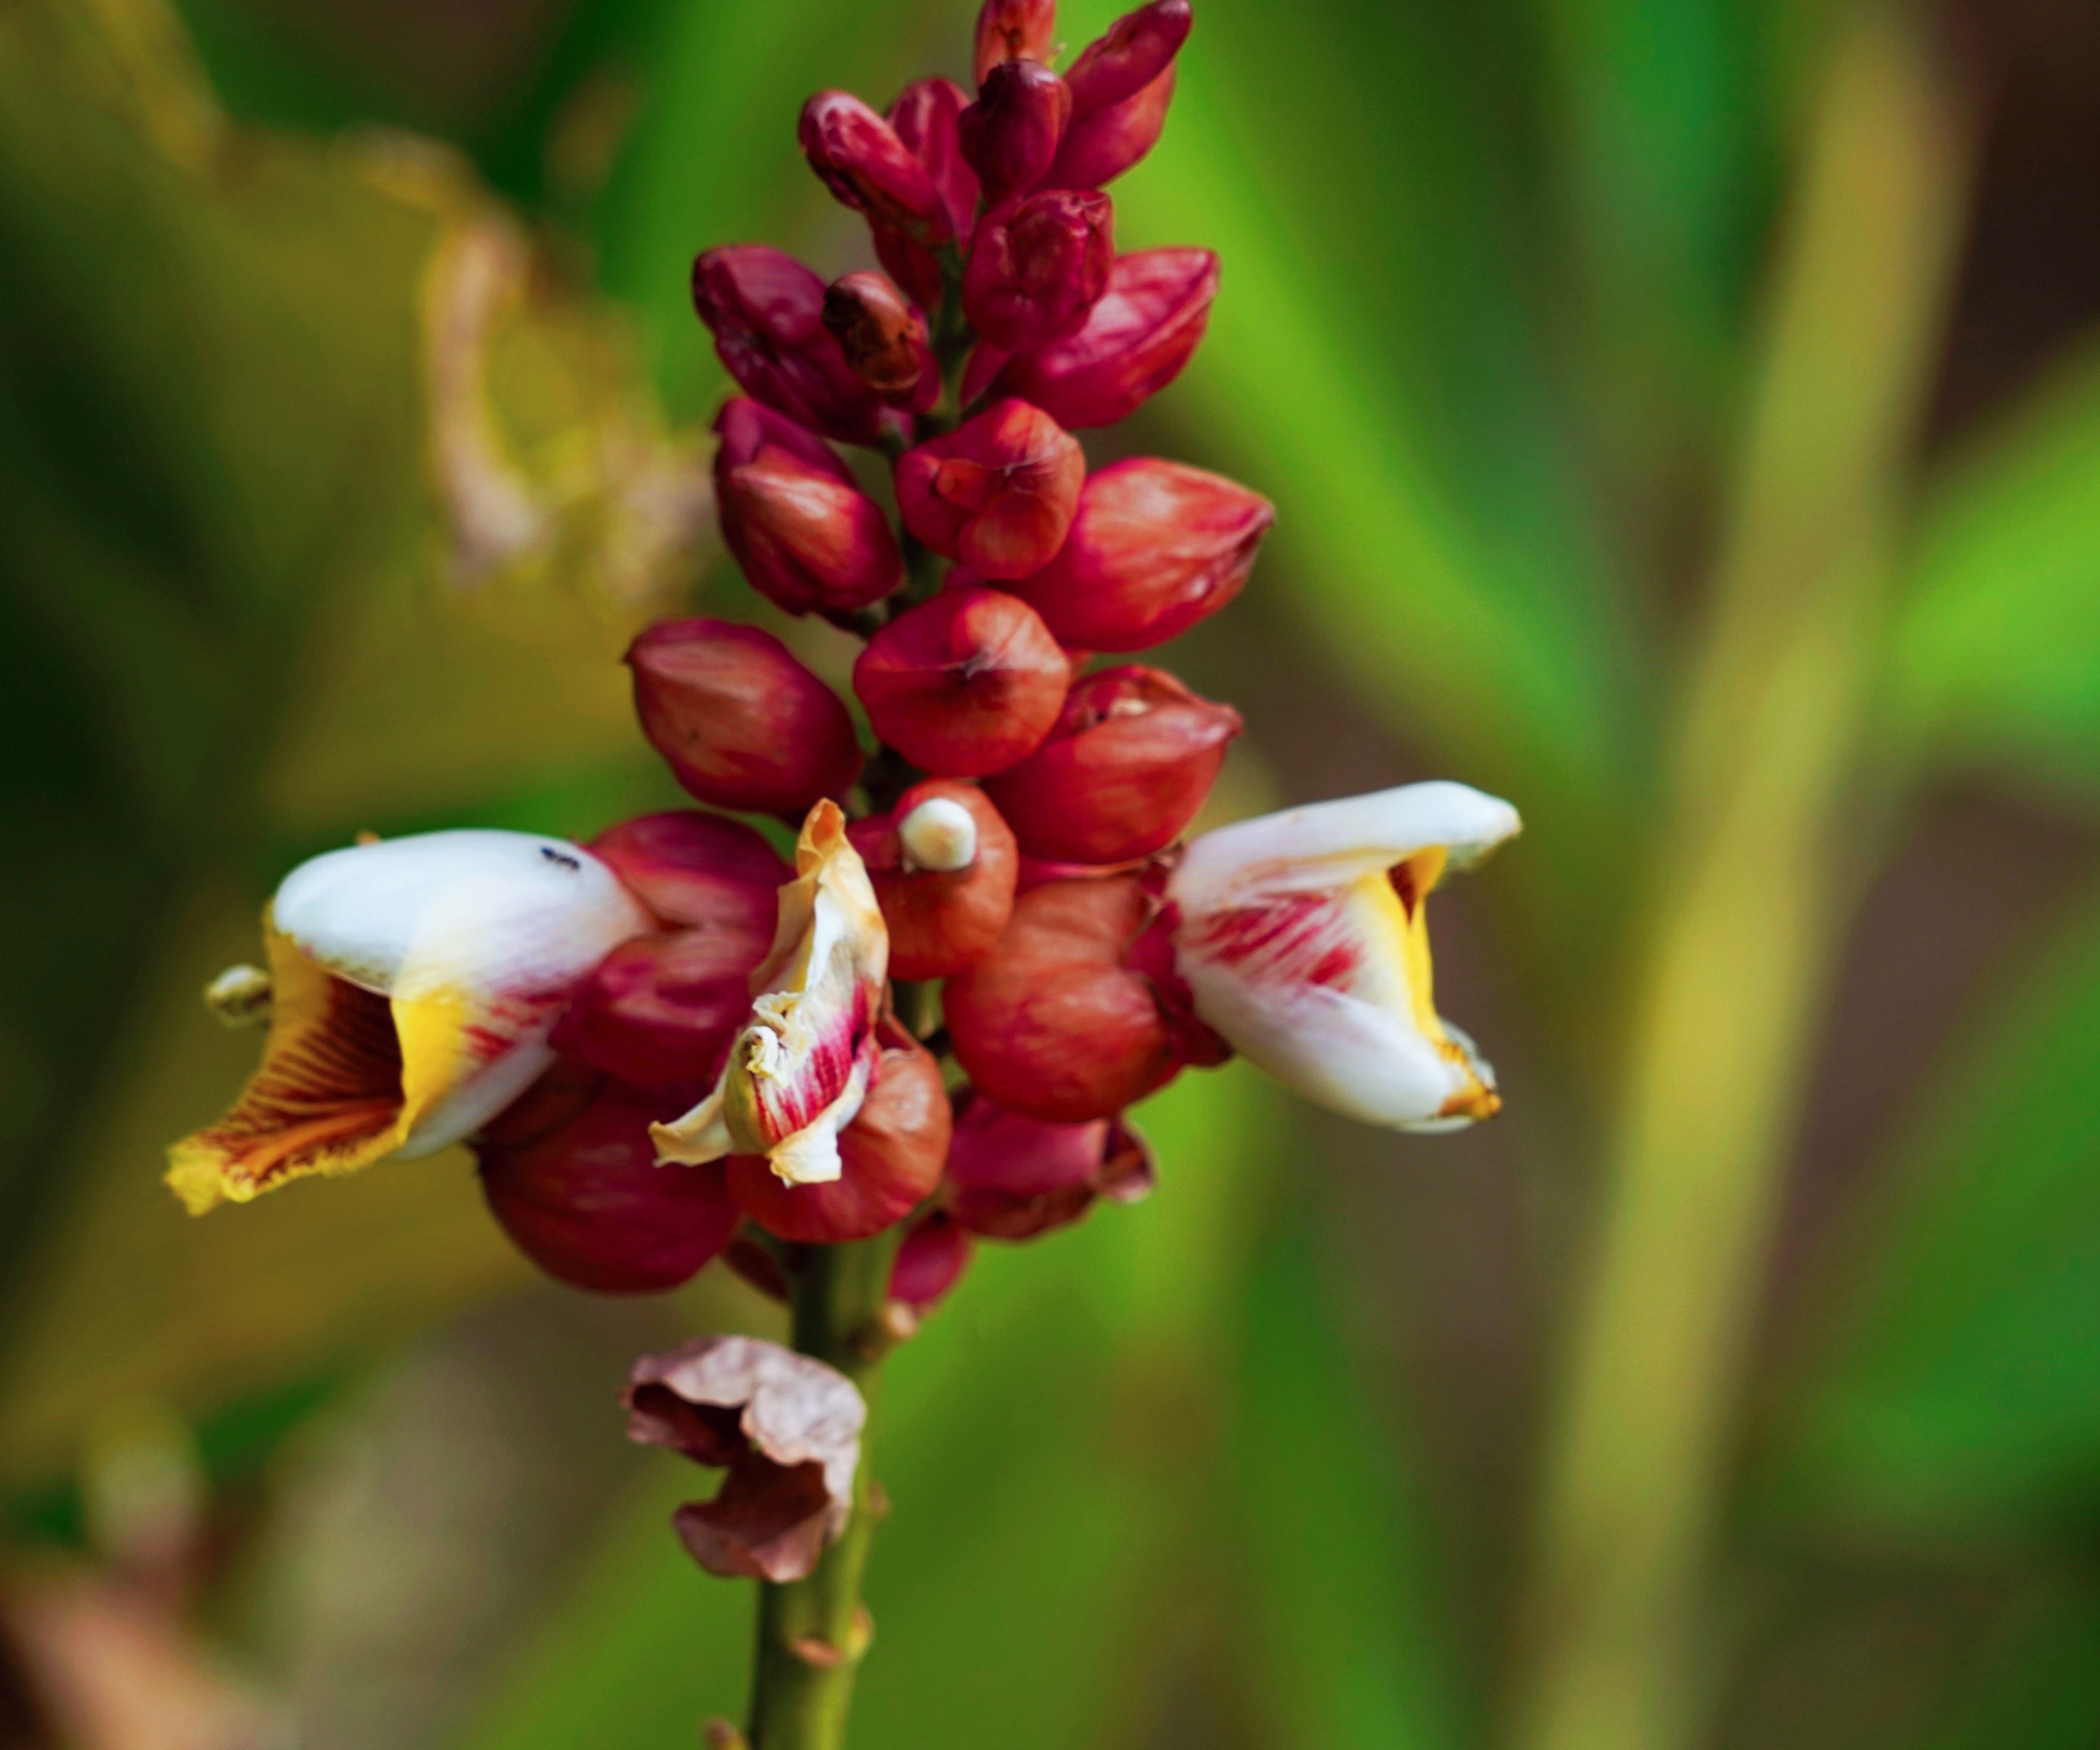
944;1092;1154;1238
973;0;1057;86
712;399;903;617
550;925;771;1094
890;1208;972;1311
798;91;952;245
821;272;938;408
945;874;1184;1120
993;247;1219;429
1064;0;1191;116
727;1021;952;1243
962;190;1115;353
847;779;1019;978
984;665;1240;862
1043;62;1174;190
881;79;980;307
852;587;1069;778
691;246;890;446
1005;458;1274;650
627;618;864;820
588;809;790;936
958;58;1071;205
476;1069;738;1295
894;398;1085;580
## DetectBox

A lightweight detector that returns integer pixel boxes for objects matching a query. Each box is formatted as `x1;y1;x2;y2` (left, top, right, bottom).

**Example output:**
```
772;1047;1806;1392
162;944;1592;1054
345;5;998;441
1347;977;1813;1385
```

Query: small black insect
540;846;583;872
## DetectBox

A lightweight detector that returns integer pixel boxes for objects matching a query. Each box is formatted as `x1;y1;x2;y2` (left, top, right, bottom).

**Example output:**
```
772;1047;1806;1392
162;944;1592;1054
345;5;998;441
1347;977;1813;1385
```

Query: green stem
744;1228;905;1750
1513;11;1970;1750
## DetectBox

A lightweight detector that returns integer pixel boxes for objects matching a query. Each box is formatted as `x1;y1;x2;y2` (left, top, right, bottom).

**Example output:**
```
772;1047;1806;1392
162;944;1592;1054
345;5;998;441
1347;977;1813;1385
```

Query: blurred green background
2;0;2098;1745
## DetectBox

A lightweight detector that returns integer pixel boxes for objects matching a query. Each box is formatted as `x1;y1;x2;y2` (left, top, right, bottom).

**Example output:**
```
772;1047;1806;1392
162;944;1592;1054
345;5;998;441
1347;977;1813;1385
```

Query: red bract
945;873;1204;1120
894;398;1086;580
848;779;1019;978
958;58;1071;205
476;1069;738;1294
713;399;903;617
551;926;771;1094
973;0;1056;86
890;1209;972;1311
798;91;952;245
1063;0;1191;114
589;809;789;936
1043;63;1174;190
944;1092;1154;1238
962;190;1115;353
993;247;1219;428
822;273;937;408
627;618;864;820
984;665;1241;862
852;587;1069;777
1005;458;1274;650
691;246;890;446
727;1021;952;1243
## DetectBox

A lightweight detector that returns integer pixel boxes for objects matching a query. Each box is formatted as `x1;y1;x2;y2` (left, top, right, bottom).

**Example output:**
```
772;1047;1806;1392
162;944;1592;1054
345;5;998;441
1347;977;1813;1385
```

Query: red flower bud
712;399;903;617
847;779;1019;978
973;0;1057;86
821;273;937;408
891;1207;972;1311
945;873;1190;1120
476;1068;738;1294
958;59;1071;205
1005;458;1274;650
1064;0;1191;116
944;1091;1154;1238
993;247;1219;429
550;925;771;1095
983;665;1240;862
727;1020;952;1243
894;398;1085;580
852;587;1069;778
1042;63;1174;190
588;809;790;936
881;79;980;307
962;190;1115;353
691;246;890;446
627;618;864;820
798;91;952;245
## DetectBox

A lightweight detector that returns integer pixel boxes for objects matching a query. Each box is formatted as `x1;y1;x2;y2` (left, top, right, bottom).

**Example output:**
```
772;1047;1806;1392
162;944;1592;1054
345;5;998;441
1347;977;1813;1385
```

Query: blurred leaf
1765;889;2100;1534
1886;342;2100;805
1923;1579;2100;1750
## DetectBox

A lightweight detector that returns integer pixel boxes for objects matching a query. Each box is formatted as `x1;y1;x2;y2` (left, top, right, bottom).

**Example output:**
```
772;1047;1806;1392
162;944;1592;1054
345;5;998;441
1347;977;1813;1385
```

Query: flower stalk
746;1227;906;1750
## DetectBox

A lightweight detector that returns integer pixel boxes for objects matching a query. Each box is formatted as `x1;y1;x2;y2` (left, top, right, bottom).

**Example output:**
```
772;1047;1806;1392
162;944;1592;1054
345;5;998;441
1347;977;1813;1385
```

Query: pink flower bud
848;779;1018;978
550;924;773;1095
894;398;1085;580
588;809;790;935
962;190;1115;353
821;273;937;408
1042;62;1174;190
852;587;1069;778
958;58;1071;205
944;1091;1154;1238
891;1208;972;1311
476;1066;738;1294
973;0;1057;86
1005;459;1274;650
1063;0;1190;115
993;247;1219;428
627;618;864;820
798;91;952;245
712;399;903;617
984;665;1241;862
888;79;980;241
691;246;890;446
945;873;1202;1120
727;1020;951;1243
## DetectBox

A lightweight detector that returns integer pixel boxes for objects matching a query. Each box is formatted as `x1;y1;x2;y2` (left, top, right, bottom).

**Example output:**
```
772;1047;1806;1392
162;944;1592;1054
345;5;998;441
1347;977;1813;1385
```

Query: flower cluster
167;0;1520;1581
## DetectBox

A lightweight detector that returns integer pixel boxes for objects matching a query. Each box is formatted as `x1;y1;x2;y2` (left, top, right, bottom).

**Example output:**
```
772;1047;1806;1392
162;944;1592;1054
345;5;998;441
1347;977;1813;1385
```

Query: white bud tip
898;796;978;873
203;964;273;1027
